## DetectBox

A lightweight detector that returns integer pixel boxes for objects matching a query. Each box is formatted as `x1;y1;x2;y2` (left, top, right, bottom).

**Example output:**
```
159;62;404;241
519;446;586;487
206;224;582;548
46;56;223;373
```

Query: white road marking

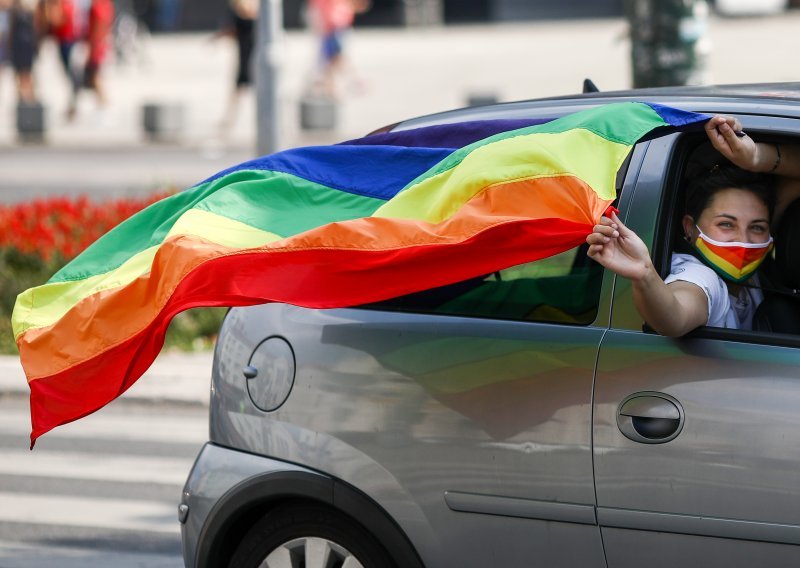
0;449;193;485
0;493;179;534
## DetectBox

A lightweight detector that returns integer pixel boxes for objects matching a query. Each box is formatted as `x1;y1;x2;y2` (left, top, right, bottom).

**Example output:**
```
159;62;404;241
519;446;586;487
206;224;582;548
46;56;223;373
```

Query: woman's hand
586;212;653;281
587;212;709;336
704;115;765;171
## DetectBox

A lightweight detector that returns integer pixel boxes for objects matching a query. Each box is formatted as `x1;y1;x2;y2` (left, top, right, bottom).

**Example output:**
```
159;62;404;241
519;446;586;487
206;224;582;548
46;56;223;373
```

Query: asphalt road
0;395;207;568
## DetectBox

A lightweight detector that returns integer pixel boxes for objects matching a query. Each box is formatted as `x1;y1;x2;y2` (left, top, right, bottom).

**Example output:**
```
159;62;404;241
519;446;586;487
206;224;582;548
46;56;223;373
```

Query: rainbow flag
12;102;708;446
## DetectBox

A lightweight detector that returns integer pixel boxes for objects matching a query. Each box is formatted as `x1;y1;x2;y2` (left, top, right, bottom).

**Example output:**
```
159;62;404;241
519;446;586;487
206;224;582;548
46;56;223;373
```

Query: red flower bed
0;192;172;263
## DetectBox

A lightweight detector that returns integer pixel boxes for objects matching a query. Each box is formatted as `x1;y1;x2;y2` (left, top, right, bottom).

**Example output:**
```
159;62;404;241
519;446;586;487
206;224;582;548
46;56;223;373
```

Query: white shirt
664;253;763;330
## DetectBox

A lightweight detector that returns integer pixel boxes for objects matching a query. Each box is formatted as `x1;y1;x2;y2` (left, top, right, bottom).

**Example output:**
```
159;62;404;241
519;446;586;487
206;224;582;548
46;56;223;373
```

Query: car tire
227;502;396;568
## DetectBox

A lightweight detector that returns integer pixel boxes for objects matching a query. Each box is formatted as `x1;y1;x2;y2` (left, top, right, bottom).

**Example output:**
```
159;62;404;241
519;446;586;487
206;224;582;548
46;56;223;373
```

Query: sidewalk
2;21;635;150
2;13;799;153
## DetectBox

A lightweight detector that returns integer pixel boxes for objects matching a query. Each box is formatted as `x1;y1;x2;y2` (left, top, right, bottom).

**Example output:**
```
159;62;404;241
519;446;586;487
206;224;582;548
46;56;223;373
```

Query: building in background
174;0;626;32
165;0;796;32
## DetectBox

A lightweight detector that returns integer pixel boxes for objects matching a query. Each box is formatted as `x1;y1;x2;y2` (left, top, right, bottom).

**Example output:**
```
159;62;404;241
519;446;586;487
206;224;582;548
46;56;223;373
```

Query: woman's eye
718;222;733;229
751;225;768;233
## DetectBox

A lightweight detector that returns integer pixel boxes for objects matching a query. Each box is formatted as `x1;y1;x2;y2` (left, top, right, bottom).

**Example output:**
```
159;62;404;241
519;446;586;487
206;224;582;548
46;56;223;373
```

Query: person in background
308;0;370;97
113;0;151;67
214;0;257;131
41;0;78;115
68;0;112;119
0;0;10;102
154;0;180;31
8;0;41;104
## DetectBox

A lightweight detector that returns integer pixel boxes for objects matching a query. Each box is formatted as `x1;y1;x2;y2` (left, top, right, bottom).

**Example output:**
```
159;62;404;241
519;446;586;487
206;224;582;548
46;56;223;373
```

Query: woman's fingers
587;214;620;246
587;243;608;259
610;211;636;237
591;224;618;237
718;121;742;145
586;233;610;246
705;115;738;155
706;114;738;133
705;115;726;138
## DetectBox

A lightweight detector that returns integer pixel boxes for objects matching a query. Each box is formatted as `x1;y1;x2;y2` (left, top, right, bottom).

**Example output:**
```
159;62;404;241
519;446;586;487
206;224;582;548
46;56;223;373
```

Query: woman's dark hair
685;164;776;222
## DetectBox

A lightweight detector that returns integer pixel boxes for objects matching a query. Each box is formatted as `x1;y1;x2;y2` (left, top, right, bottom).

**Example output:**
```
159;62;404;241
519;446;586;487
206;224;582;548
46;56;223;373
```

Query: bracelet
769;143;782;173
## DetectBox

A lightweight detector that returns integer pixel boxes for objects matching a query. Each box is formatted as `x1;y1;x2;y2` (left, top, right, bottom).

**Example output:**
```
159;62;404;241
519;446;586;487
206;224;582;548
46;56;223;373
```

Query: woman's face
684;187;771;244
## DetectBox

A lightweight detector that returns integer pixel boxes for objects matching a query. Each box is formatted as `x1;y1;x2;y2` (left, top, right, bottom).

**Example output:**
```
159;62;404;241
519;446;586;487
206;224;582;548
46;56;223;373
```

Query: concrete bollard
142;103;185;143
300;95;337;131
16;102;46;143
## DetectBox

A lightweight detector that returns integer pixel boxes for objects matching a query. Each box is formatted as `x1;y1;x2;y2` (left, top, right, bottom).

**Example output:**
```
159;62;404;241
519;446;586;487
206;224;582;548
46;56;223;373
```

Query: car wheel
228;503;395;568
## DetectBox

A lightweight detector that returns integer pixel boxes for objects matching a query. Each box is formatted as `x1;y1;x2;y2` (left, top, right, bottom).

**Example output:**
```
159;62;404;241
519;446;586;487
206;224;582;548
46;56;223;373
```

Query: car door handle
616;392;684;444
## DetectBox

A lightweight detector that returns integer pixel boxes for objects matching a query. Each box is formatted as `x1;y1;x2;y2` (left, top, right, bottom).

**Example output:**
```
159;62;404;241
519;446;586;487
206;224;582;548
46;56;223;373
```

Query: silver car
181;84;800;567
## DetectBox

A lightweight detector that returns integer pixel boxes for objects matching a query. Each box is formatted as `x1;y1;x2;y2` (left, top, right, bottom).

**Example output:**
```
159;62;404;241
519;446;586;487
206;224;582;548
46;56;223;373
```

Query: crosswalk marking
0;493;178;534
0;449;192;485
0;398;207;567
0;540;183;568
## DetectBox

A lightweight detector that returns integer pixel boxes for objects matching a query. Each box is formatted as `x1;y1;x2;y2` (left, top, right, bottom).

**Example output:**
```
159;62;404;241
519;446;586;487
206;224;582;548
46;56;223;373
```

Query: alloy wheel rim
261;536;365;568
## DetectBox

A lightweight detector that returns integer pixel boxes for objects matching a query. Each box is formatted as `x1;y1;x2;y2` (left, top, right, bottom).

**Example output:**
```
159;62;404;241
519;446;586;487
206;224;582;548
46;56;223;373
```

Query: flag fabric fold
12;102;709;445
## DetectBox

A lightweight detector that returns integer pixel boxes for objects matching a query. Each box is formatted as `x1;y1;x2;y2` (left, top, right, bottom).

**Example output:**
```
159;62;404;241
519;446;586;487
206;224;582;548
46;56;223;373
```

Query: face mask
692;226;773;283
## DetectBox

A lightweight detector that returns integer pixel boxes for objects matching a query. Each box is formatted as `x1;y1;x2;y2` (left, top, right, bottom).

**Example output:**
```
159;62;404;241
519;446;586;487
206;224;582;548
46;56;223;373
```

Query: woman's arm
706;116;800;178
587;212;708;337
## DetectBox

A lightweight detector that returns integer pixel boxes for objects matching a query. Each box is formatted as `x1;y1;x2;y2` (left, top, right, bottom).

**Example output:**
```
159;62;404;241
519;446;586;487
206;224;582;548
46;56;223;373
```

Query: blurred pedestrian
68;0;113;119
308;0;370;98
9;0;42;104
41;0;79;112
154;0;180;31
113;0;151;68
214;0;257;130
0;0;10;99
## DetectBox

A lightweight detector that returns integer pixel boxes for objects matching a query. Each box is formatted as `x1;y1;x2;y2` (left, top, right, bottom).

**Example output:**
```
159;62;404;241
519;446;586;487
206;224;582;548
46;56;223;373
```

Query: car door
595;121;800;567
221;234;614;567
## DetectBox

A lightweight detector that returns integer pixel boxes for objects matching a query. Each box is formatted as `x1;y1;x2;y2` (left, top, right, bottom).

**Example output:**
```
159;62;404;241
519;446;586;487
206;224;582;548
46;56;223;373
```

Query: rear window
364;245;603;325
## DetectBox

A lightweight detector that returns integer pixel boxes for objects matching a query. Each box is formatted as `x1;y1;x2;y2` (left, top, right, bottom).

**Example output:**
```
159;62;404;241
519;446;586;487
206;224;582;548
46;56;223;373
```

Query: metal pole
256;0;283;156
626;0;710;88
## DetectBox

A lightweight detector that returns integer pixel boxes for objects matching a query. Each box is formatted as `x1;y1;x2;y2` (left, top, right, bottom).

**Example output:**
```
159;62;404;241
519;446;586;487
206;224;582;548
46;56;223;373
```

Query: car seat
753;198;800;334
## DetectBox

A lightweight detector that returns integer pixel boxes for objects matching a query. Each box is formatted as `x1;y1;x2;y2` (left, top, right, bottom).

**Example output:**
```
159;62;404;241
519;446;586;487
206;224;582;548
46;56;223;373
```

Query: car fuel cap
245;336;296;412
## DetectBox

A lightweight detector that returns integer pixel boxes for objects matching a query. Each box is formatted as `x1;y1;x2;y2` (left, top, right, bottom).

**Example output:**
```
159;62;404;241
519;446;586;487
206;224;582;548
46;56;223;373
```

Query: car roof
389;82;800;132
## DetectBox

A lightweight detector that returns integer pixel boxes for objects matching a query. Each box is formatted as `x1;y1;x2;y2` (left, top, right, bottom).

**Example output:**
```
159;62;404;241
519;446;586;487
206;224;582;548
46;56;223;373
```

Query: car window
363;245;603;325
653;130;800;341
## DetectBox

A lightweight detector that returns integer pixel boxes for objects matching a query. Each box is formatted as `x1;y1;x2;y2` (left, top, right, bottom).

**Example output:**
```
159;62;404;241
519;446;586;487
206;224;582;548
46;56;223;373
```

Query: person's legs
318;31;343;96
57;42;72;75
220;37;252;131
15;68;35;103
84;60;106;106
10;16;37;104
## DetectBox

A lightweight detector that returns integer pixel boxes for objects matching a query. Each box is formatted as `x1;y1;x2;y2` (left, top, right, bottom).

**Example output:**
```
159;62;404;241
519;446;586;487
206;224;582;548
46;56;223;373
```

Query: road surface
0;395;207;568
